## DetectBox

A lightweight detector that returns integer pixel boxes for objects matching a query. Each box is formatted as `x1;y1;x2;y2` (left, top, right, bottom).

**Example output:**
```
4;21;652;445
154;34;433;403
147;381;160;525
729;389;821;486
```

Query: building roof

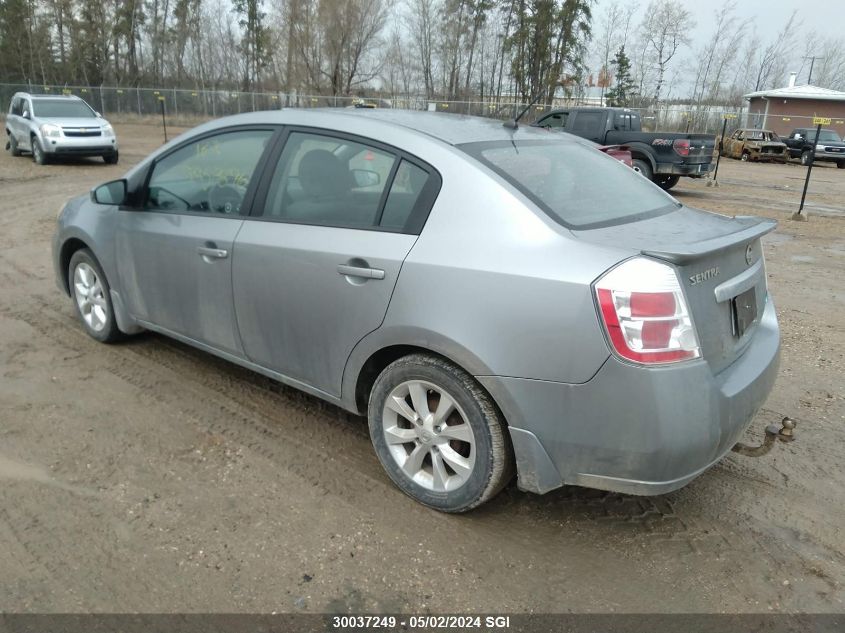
744;84;845;102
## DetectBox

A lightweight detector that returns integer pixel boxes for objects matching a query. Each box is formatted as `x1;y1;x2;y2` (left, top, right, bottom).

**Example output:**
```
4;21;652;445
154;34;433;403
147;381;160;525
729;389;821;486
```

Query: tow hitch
732;417;796;457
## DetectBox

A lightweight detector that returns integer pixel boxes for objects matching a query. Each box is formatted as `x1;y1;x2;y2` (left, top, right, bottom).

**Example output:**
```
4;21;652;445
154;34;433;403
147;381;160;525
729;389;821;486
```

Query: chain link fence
0;81;826;135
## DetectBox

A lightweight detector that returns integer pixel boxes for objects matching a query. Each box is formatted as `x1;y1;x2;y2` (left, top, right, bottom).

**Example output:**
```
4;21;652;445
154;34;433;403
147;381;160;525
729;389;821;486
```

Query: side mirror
91;179;127;205
22;110;30;120
351;169;380;188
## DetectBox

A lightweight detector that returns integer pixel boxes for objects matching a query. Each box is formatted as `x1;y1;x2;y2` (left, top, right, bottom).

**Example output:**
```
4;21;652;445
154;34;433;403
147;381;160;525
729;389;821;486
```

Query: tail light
673;139;691;156
595;258;701;365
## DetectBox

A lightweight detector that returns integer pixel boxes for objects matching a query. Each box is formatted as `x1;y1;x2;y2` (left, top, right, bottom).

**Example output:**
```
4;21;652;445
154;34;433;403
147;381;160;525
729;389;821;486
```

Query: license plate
731;287;757;337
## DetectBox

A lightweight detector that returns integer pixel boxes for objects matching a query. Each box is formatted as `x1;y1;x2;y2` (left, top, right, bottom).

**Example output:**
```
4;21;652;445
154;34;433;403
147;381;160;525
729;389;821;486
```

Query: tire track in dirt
3;291;752;566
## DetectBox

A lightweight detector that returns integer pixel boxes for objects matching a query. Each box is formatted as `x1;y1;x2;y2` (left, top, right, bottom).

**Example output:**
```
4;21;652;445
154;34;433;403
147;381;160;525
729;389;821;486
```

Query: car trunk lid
574;206;776;373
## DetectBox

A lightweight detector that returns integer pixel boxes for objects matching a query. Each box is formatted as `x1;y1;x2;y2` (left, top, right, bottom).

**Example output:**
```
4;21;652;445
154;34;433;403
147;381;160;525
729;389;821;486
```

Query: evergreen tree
604;45;637;107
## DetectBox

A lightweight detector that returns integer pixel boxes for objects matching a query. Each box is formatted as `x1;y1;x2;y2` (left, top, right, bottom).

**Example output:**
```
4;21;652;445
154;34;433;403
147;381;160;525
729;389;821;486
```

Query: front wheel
32;138;48;165
741;151;750;162
368;354;514;512
69;249;122;343
801;150;813;166
837;161;844;169
103;151;119;165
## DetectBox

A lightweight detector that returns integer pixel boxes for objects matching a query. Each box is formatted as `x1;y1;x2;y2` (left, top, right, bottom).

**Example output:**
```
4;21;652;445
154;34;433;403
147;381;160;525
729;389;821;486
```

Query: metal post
160;98;168;143
706;117;729;188
795;123;822;218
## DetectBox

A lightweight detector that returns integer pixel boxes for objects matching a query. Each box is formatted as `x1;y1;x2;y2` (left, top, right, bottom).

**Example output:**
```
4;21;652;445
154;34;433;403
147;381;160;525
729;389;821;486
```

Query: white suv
5;93;119;165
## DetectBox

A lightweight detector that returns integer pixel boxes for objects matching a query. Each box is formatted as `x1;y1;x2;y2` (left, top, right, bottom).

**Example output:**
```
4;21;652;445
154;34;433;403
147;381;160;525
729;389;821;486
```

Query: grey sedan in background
52;110;780;512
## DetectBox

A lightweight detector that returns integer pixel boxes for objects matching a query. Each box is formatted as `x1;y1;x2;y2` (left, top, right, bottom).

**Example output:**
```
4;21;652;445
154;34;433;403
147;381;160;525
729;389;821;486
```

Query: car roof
198;108;563;146
17;93;84;101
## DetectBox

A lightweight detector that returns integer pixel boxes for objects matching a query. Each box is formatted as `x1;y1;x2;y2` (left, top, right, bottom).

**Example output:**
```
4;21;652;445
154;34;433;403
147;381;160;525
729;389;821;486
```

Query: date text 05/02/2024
331;615;512;629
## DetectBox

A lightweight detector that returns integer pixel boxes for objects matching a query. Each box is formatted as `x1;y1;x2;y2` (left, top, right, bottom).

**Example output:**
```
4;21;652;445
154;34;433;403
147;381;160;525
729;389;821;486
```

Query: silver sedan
53;109;780;512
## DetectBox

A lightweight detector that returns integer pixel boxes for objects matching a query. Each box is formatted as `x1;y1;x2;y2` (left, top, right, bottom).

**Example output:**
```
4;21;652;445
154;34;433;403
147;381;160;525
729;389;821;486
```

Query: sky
590;0;844;86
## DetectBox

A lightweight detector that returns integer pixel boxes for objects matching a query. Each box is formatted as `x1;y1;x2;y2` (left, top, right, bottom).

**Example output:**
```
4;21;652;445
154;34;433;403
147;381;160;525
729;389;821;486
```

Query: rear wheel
31;138;48;165
8;133;21;156
656;175;680;190
632;158;653;181
68;249;122;343
368;354;513;512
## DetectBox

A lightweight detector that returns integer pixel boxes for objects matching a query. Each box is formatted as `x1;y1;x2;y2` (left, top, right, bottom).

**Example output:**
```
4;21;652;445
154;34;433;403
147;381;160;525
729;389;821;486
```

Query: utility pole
805;56;824;85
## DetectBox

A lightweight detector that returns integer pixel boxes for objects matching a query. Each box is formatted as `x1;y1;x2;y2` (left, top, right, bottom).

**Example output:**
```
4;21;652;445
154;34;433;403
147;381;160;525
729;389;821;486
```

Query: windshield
746;131;779;142
459;139;678;229
32;99;95;118
816;130;842;143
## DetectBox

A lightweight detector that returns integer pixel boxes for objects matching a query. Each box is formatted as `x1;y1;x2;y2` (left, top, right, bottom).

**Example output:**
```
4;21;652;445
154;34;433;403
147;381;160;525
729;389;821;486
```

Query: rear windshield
31;99;95;118
459;139;678;229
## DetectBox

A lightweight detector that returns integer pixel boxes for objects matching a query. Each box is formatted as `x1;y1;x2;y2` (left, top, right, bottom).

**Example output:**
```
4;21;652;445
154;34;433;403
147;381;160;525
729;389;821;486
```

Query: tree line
1;0;844;110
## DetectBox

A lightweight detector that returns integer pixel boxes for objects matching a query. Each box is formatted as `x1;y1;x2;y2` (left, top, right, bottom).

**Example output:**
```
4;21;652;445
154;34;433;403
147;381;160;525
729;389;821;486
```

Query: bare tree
751;10;800;91
640;0;694;110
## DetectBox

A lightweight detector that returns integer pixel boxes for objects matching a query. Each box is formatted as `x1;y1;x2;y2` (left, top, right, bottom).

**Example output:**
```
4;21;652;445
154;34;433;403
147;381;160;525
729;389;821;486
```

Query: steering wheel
207;184;246;214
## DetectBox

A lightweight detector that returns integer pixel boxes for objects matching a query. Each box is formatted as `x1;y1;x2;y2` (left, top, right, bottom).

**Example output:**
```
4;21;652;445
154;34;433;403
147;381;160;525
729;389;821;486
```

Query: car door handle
337;264;385;280
197;246;229;259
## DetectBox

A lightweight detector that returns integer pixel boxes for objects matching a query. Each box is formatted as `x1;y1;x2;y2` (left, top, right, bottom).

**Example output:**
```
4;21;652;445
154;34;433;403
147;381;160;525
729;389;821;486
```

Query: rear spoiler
642;217;777;265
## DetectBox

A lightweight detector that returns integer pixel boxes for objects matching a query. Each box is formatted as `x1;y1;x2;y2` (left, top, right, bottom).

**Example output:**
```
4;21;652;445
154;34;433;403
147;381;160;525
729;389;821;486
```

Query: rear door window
261;131;396;229
570;111;604;136
380;160;432;231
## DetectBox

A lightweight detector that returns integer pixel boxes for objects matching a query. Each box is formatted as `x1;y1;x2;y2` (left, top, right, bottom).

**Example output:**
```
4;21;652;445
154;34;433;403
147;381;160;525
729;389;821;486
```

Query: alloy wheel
381;380;476;492
73;262;109;332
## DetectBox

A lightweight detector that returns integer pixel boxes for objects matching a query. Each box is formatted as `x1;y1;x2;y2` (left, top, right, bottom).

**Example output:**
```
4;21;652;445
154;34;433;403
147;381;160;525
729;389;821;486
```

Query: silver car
52;110;780;512
6;93;119;164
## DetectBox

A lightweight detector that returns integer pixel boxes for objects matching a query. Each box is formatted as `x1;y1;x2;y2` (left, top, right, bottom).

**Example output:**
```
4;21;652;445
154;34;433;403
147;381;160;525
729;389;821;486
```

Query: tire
656;175;680;190
801;150;812;167
368;354;514;512
103;151;119;165
632;158;653;181
8;133;21;156
68;249;122;343
740;151;750;162
31;137;48;165
837;161;844;169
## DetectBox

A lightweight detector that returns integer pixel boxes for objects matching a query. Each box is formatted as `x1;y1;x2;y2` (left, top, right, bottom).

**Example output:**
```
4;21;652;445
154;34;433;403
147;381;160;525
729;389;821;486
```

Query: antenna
503;79;566;130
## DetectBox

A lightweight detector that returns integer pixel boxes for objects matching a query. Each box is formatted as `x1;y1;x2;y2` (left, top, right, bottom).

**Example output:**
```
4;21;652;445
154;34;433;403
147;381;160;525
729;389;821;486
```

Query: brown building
744;79;845;137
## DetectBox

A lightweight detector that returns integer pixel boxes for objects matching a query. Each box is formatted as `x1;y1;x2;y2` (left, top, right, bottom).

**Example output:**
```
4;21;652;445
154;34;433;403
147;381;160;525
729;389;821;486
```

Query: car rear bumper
43;135;118;156
479;298;780;496
656;162;714;177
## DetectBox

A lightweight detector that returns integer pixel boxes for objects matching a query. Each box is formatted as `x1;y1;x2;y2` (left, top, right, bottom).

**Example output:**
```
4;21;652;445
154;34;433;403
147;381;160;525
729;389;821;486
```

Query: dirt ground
0;123;843;614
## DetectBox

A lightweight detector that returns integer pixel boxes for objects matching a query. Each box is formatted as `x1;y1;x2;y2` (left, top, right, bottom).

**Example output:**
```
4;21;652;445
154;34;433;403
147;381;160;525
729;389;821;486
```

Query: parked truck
783;128;845;168
533;107;716;190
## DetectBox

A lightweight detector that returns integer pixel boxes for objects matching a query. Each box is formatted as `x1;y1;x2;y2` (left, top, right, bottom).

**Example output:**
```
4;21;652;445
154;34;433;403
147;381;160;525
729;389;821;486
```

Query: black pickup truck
533;107;716;190
783;128;845;168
